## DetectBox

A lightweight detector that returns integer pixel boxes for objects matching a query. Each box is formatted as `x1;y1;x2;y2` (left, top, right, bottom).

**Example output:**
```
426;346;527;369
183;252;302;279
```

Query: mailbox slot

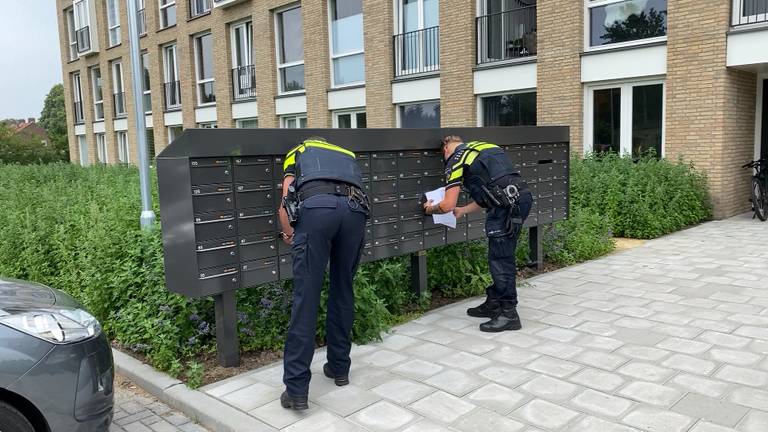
194;211;236;241
234;157;272;181
196;265;239;297
197;239;238;270
190;158;232;185
241;259;278;287
237;208;276;235
239;235;278;261
192;185;234;213
279;255;293;279
447;224;468;244
373;219;399;237
235;183;275;208
374;242;399;260
423;227;445;248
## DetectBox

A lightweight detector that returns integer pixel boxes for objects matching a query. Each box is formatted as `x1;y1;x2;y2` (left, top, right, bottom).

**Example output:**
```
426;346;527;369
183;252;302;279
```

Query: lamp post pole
126;0;156;228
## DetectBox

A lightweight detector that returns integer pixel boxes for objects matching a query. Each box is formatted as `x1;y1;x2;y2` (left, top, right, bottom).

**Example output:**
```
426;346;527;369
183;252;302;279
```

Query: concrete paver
110;381;208;432
196;214;768;431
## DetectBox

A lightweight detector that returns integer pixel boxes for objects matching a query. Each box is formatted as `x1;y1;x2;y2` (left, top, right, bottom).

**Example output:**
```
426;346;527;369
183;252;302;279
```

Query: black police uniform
444;141;532;331
281;140;368;404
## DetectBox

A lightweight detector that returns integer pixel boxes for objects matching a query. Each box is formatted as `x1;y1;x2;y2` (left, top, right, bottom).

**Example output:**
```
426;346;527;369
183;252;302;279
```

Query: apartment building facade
57;0;768;218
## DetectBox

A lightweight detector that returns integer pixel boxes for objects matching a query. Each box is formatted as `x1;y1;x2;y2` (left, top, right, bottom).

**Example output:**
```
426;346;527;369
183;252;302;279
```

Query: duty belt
297;181;359;201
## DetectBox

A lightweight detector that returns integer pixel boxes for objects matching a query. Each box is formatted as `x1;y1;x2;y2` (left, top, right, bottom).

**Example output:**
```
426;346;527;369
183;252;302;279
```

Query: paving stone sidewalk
110;380;209;432
201;213;768;431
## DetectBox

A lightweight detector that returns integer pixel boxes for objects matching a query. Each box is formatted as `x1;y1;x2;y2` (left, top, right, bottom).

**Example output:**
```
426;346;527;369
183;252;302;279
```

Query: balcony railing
73;101;84;124
477;6;537;65
163;81;182;111
733;0;768;25
232;65;256;101
138;8;147;35
393;26;439;78
76;26;90;53
113;92;126;117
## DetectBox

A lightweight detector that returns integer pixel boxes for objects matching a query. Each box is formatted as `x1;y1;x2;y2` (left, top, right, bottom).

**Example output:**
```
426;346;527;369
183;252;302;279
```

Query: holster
282;184;300;227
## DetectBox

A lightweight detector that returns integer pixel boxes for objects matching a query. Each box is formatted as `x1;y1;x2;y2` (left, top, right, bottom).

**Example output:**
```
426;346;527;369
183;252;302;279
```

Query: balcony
138;8;147;35
476;5;536;65
232;65;256;101
163;81;182;111
393;26;439;78
114;92;126;118
732;0;768;26
76;26;91;53
73;101;84;124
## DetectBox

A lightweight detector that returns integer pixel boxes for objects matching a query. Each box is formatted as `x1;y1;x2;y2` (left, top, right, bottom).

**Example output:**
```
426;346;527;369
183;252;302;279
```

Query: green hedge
570;153;711;238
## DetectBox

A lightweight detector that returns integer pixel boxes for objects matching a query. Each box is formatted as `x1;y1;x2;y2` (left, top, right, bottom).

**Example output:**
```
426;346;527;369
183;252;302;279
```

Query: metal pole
126;0;156;229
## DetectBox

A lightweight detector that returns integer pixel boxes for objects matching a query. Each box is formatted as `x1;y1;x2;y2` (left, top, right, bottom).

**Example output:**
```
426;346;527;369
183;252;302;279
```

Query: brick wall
362;0;394;127
536;0;583;152
666;0;756;218
303;0;332;128
439;0;475;127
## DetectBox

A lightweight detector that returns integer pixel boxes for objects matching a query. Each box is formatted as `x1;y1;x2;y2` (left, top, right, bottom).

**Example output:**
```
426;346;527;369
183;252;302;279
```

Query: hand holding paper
424;187;457;229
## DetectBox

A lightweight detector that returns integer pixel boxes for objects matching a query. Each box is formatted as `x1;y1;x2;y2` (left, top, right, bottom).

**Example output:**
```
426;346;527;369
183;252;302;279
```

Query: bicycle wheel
753;177;767;221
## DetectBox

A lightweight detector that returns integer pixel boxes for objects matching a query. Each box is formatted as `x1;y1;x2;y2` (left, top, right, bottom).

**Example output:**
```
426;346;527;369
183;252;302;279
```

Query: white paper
424;187;457;229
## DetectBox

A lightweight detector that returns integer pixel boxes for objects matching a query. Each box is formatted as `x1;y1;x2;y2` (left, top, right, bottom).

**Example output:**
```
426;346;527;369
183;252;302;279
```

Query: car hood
0;278;81;315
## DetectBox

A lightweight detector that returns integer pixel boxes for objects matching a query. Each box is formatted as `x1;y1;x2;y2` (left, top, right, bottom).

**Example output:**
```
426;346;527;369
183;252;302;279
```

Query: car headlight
0;308;102;344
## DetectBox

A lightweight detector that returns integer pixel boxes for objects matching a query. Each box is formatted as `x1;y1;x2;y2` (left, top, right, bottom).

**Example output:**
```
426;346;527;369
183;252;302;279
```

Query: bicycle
743;158;768;221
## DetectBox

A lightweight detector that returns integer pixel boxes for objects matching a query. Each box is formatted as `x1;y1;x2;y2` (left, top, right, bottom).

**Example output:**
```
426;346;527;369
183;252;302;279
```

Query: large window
477;0;537;64
91;67;104;120
236;118;259;128
138;0;147;35
117;131;129;163
112;60;126;117
280;114;307;128
167;125;183;143
276;5;305;94
72;72;84;124
66;8;78;60
231;21;255;100
194;33;215;105
587;0;667;48
395;0;439;76
334;110;366;128
159;0;176;28
74;0;91;52
329;0;364;87
587;81;664;157
96;133;107;163
163;44;181;109
399;101;440;128
197;122;218;128
107;0;121;47
733;0;768;25
481;92;536;126
141;52;152;113
190;0;211;18
78;135;88;166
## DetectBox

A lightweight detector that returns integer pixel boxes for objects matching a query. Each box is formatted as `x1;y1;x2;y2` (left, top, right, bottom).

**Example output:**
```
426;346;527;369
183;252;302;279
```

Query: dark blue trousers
283;194;367;396
484;206;521;307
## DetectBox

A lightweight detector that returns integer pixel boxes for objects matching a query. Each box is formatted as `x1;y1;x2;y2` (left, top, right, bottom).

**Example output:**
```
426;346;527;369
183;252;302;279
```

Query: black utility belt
297;181;363;201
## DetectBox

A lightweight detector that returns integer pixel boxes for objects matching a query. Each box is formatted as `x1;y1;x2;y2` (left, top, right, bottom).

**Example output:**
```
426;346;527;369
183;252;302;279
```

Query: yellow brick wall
439;0;475;127
362;0;394;127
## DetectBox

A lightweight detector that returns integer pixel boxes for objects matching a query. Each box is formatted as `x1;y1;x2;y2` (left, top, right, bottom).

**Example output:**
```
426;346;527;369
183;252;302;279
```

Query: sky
0;0;63;120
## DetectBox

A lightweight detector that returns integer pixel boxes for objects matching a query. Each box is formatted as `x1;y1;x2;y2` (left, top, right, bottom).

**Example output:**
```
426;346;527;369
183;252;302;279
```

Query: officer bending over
424;135;532;332
278;137;369;410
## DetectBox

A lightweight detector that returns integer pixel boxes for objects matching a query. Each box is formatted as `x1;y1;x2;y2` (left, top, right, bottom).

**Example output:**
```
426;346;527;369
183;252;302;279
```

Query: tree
39;84;70;161
0;123;62;164
601;9;667;45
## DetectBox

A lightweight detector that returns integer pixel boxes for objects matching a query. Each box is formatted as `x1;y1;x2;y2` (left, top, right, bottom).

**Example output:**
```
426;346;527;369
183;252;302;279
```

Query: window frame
194;32;216;106
328;0;365;88
583;0;668;52
235;118;259;128
167;125;183;143
106;0;121;47
189;0;212;18
96;133;107;163
90;67;104;121
140;51;152;114
396;100;441;128
476;89;537;127
163;43;179;83
159;0;177;28
112;60;126;116
275;4;305;95
73;0;90;31
583;78;666;157
280;114;308;128
333;109;366;128
66;8;78;60
197;121;218;128
231;20;253;68
117;131;129;163
78;135;88;166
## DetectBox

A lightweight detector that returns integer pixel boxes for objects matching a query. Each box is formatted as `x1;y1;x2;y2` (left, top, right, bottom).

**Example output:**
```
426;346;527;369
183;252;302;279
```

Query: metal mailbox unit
157;126;570;366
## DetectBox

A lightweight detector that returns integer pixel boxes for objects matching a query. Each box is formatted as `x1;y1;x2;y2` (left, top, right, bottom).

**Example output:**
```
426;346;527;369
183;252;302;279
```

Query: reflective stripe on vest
283;140;356;172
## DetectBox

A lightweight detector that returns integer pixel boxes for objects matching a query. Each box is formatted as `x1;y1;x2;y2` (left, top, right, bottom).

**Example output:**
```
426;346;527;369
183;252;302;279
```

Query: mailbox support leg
214;290;240;367
528;226;544;271
411;251;428;297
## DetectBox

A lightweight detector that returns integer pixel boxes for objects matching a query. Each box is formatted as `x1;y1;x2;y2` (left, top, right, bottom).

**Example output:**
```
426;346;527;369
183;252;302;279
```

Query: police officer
424;135;532;332
278;137;369;410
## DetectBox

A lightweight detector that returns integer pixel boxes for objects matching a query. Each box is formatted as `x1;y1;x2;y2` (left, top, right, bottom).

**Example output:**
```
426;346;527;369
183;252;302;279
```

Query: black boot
467;297;500;318
280;391;309;410
323;363;349;386
479;304;521;332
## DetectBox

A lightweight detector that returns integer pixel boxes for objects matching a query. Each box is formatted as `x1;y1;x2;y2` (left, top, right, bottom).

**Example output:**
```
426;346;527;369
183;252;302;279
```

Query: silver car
0;278;113;432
